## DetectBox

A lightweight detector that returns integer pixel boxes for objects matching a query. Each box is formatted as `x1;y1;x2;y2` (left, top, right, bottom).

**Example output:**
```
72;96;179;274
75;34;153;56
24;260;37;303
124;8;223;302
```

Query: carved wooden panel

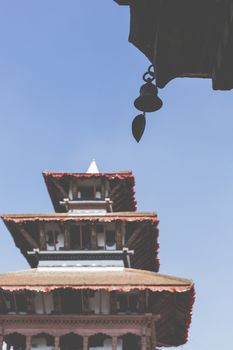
53;290;62;314
139;291;146;313
26;292;35;314
0;292;6;314
82;291;90;314
110;292;117;314
39;222;46;250
90;224;97;249
116;222;122;250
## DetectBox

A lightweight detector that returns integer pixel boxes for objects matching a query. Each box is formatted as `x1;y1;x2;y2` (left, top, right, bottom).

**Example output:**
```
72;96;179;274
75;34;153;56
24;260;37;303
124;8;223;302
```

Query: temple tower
0;161;194;349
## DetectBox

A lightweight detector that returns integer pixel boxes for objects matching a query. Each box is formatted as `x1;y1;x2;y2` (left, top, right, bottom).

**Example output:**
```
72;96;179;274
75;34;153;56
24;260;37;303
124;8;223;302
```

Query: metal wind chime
132;65;163;142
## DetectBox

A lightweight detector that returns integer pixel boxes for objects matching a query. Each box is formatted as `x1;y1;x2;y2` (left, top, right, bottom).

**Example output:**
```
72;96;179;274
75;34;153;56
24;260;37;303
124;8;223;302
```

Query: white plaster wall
90;291;110;314
35;293;43;314
56;231;64;250
106;242;116;251
31;336;54;350
68;182;73;200
44;293;54;314
35;293;54;314
122;222;126;246
45;223;64;251
97;232;105;248
106;223;117;251
90;338;122;350
117;338;123;350
91;290;100;314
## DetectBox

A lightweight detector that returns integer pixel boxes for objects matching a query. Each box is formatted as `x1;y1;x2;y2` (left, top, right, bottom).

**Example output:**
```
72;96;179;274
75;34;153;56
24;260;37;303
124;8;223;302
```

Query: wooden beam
51;178;67;199
26;292;35;314
38;222;46;250
129;224;155;270
109;183;122;197
112;196;129;209
110;291;117;314
90;223;97;249
54;336;60;350
63;222;70;250
0;290;6;313
116;222;122;250
17;224;38;249
126;223;148;247
111;190;124;204
112;190;133;209
82;290;91;314
53;290;62;314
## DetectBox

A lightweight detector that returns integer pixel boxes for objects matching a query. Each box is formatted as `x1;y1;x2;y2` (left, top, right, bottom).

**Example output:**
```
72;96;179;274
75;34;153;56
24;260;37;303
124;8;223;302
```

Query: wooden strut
141;335;148;350
83;336;88;350
111;189;124;203
151;317;157;349
38;221;46;250
17;224;38;249
126;223;148;247
51;178;67;200
109;183;122;197
116;222;122;250
113;197;130;211
112;336;118;350
54;336;60;350
25;335;31;350
90;223;97;249
62;222;70;250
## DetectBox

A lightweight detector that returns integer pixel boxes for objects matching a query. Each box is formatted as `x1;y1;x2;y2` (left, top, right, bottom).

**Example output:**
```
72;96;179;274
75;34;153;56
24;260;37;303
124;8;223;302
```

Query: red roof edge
1;215;158;224
42;171;135;180
0;285;193;293
184;284;195;344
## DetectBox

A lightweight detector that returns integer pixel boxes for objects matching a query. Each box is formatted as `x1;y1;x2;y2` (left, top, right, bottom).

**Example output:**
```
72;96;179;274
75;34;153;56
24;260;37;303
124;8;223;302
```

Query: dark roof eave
116;0;233;90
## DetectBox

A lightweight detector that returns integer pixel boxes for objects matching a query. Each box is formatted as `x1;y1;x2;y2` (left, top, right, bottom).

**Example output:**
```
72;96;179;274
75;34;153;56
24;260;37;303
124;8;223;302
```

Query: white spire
86;159;99;174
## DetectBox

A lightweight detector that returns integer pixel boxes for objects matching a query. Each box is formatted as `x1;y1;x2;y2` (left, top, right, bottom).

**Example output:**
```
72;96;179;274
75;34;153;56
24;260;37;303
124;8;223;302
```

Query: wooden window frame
70;224;91;250
46;230;59;251
116;292;140;314
96;224;116;250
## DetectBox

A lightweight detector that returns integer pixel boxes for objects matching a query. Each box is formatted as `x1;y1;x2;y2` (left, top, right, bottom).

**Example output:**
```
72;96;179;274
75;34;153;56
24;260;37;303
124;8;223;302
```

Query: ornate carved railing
0;313;159;336
0;314;160;350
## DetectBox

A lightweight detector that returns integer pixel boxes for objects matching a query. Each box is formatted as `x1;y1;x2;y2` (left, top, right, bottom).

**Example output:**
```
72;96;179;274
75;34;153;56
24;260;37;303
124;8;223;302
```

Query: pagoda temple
0;161;194;350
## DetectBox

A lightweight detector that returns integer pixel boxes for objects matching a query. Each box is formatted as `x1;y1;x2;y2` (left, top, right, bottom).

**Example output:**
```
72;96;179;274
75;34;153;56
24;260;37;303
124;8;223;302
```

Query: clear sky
0;1;232;349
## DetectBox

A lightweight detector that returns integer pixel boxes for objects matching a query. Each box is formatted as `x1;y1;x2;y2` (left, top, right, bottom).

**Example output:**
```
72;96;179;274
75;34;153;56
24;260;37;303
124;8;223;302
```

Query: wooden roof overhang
43;171;137;213
115;0;233;90
0;268;194;346
2;213;159;271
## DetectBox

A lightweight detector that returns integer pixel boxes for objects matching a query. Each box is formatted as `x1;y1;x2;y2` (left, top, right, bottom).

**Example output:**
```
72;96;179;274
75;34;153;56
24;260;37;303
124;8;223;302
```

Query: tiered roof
2;212;160;271
0;268;192;292
0;162;195;347
0;268;194;346
43;170;136;213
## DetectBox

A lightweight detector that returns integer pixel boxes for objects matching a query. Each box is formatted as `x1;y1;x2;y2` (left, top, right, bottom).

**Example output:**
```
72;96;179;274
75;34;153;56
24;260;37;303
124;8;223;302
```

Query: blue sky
0;1;232;349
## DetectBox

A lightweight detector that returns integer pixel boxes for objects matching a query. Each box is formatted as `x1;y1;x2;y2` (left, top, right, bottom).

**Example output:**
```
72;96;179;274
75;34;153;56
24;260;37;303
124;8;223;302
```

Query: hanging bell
134;82;163;113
